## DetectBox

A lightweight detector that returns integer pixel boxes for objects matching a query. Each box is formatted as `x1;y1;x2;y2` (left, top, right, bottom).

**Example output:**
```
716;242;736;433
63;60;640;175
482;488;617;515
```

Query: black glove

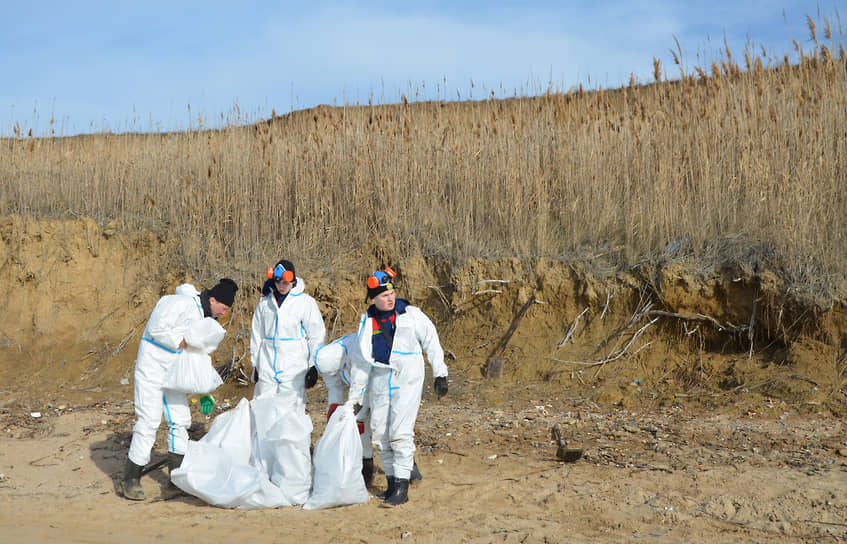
434;376;448;398
305;366;318;389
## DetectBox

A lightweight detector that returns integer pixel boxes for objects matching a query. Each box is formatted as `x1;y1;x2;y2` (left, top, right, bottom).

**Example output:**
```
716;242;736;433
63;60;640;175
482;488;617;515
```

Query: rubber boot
382;478;409;507
376;476;396;500
168;452;184;474
410;459;423;482
120;460;145;500
362;457;374;486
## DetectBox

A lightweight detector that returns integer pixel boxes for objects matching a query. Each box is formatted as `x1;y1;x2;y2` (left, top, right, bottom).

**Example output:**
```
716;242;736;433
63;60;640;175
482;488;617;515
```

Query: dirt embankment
0;215;845;414
1;216;847;543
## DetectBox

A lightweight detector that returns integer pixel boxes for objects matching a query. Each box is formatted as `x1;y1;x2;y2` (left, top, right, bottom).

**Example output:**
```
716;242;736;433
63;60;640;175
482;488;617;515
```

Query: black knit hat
209;278;238;306
275;259;295;279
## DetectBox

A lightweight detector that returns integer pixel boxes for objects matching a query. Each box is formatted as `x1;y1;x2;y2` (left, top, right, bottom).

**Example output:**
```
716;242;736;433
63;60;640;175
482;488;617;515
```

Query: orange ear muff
384;266;396;279
266;267;274;279
367;276;380;289
282;270;294;282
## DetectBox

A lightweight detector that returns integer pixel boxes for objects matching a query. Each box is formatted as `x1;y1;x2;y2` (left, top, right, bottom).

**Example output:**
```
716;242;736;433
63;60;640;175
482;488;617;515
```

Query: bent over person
347;268;448;506
121;278;238;500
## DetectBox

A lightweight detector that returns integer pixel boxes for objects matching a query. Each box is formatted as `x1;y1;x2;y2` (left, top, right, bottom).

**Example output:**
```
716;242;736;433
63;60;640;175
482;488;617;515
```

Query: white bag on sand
163;318;225;394
171;399;259;508
251;393;314;506
171;398;301;509
303;403;369;510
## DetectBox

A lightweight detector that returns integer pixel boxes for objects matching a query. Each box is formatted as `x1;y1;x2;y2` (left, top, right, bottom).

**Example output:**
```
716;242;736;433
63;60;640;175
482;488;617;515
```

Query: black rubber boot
376;476;396;500
168;453;184;475
362;457;374;486
410;460;423;482
382;478;409;507
120;460;145;500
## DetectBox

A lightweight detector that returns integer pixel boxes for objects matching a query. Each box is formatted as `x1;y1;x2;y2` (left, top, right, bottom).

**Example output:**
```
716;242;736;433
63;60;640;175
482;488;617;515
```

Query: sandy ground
1;375;845;544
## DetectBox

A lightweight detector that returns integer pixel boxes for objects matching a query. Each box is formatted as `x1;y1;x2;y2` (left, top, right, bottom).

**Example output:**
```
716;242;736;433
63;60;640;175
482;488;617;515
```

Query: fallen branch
552;317;658;369
558;307;589;348
599;291;612;320
645;310;747;333
674;374;821;398
470;341;490;353
427;285;451;311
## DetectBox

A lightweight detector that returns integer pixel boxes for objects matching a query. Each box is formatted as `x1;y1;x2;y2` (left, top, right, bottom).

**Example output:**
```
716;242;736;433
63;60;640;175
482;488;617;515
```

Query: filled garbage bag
251;393;313;505
303;402;369;510
171;396;311;509
163;318;226;394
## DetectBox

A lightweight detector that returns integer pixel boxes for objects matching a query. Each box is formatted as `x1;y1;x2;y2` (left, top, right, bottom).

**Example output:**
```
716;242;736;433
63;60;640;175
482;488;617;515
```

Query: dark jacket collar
367;298;409;318
199;291;213;318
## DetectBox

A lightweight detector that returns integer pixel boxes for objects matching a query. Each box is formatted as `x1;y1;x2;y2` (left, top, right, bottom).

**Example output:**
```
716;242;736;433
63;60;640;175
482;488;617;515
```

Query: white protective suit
128;284;207;466
250;276;325;409
314;333;372;458
347;300;448;480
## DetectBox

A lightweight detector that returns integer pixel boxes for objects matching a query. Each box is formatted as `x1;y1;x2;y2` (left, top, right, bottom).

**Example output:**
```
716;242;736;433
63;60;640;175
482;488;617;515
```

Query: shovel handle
493;295;536;357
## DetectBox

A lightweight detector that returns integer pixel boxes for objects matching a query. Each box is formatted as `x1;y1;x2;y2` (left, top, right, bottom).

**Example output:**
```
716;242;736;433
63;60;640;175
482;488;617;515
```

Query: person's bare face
373;289;396;312
208;297;231;318
275;279;294;295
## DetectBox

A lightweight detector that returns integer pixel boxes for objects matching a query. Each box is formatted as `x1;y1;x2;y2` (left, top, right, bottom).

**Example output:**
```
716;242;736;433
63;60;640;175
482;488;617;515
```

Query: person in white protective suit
250;259;326;408
315;333;423;487
347;268;448;506
120;278;238;501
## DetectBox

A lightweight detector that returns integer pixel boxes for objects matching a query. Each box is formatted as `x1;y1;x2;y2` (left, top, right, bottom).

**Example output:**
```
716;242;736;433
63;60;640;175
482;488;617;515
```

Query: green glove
200;395;216;415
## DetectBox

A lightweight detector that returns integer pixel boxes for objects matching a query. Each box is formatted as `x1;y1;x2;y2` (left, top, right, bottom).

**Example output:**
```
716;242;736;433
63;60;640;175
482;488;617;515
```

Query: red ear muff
282;270;294;282
367;276;380;289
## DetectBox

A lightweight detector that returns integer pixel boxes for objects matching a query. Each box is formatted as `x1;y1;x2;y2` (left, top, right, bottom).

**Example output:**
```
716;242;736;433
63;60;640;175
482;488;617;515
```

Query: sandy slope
1;376;845;544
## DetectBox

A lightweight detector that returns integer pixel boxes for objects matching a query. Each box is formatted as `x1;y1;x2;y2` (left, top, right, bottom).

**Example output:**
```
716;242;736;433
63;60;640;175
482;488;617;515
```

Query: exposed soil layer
1;217;846;542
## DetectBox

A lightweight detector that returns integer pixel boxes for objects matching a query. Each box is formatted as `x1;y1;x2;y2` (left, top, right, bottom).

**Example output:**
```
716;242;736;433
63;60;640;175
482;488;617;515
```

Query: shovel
552;424;584;462
485;295;535;378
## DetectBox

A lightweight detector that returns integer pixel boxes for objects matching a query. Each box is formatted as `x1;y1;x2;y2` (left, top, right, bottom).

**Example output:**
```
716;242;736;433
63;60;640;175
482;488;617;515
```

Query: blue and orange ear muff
266;264;294;283
367;266;396;289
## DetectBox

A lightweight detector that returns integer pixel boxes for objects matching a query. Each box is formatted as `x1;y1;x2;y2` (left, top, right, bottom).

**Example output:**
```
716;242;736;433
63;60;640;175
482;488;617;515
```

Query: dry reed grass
1;15;845;298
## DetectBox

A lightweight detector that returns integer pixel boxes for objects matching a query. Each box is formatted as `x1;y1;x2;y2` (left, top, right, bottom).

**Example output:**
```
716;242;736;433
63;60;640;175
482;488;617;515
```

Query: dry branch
428;285;451;311
644;310;747;333
557;307;589;347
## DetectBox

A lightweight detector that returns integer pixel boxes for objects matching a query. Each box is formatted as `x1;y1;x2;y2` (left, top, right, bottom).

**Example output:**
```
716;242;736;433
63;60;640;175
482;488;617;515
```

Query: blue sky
1;1;839;136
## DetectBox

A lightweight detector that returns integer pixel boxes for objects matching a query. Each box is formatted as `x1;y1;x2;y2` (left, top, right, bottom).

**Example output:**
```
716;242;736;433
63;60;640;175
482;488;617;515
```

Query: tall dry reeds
1;15;845;296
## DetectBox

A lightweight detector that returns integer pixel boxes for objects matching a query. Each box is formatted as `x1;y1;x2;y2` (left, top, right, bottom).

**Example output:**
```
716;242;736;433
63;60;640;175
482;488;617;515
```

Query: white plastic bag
251;393;313;506
183;317;226;353
163;318;226;393
303;403;369;510
171;399;262;508
171;398;308;510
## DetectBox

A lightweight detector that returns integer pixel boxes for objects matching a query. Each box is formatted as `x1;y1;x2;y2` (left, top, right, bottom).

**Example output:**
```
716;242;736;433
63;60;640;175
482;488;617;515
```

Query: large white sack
163;349;223;394
200;397;252;464
183;317;226;354
250;394;313;505
303;403;369;510
171;399;257;507
163;317;226;393
171;440;264;509
172;398;304;510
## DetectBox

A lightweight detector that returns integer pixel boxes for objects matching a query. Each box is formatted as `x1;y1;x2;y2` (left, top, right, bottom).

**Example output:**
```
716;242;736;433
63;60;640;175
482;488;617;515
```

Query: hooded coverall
128;284;205;466
314;333;372;457
250;276;325;410
348;299;448;480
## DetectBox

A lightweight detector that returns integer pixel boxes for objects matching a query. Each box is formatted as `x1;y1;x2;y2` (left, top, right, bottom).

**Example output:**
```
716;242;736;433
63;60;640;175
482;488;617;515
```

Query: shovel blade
485;357;505;378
